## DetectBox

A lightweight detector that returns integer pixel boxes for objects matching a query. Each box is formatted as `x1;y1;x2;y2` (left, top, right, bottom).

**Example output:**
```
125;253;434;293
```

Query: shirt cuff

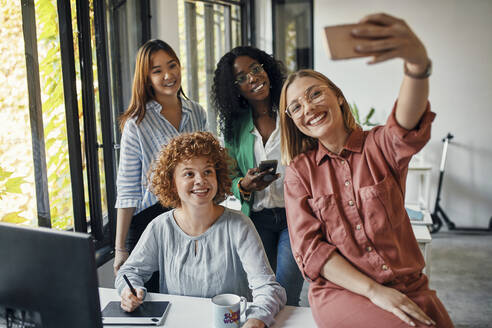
386;101;436;141
302;242;337;281
245;309;275;328
115;198;140;209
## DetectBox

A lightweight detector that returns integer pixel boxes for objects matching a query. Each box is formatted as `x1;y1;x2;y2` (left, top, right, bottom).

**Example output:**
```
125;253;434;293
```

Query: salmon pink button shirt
284;103;435;287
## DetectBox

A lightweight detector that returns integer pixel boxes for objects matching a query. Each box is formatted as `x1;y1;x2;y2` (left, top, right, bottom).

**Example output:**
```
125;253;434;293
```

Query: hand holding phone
258;160;278;182
240;160;279;193
323;23;380;60
323;13;428;66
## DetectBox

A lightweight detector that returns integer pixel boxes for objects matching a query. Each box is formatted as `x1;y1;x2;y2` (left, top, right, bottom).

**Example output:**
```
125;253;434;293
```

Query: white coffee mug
211;293;247;328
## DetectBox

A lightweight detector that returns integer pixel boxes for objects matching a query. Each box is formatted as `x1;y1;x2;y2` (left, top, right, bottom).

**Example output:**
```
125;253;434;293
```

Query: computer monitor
0;223;103;328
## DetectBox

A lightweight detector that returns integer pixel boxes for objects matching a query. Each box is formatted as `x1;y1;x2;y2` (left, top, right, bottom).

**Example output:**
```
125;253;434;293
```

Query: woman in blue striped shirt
114;39;207;292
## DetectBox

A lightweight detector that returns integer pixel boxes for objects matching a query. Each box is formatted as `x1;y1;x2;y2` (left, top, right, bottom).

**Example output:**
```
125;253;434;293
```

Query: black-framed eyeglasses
285;85;330;119
234;64;264;85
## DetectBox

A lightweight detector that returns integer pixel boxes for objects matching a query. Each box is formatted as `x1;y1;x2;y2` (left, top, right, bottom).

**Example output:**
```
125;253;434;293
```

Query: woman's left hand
351;13;429;68
241;318;265;328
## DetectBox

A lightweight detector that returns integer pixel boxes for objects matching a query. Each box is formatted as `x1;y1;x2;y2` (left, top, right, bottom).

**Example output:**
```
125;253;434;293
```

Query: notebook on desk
406;207;424;221
101;301;170;325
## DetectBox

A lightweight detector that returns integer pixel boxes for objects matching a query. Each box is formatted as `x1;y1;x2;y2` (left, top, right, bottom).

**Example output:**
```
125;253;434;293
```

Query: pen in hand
123;274;138;297
123;274;137;297
122;273;144;311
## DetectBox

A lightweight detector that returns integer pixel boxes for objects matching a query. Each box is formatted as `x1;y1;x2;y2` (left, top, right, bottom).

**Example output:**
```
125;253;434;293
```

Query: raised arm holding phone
280;13;453;327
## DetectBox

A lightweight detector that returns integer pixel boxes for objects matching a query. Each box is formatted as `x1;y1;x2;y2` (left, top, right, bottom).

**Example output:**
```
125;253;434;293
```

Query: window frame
272;0;314;70
19;0;251;267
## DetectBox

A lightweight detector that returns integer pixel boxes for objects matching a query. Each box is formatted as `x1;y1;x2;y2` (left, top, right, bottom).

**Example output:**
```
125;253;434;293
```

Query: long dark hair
119;39;186;132
212;46;286;143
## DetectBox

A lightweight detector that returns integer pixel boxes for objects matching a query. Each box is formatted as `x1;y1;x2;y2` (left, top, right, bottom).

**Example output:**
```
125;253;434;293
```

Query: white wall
150;0;180;55
255;0;273;54
312;0;492;227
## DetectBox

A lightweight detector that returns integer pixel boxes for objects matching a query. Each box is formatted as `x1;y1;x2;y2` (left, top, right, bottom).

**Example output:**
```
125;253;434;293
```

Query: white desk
99;288;316;328
406;204;433;226
411;225;432;278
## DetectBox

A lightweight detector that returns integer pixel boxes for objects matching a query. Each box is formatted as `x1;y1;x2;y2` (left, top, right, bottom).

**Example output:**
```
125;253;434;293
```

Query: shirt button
344;180;350;186
355;224;362;230
348;200;354;206
366;246;373;252
382;264;389;271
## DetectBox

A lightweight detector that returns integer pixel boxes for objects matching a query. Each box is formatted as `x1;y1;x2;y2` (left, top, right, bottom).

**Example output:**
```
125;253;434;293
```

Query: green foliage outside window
0;0;105;230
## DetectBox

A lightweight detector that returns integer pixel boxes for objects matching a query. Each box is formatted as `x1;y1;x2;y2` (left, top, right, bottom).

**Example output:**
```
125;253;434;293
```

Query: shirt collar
147;96;192;115
250;112;280;135
315;128;364;165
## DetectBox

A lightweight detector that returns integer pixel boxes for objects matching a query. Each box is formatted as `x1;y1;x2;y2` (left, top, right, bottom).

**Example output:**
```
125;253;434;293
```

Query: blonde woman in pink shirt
279;13;453;328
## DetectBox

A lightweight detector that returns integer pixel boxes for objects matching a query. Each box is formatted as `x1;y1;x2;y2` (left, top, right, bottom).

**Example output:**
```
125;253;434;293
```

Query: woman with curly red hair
115;132;286;328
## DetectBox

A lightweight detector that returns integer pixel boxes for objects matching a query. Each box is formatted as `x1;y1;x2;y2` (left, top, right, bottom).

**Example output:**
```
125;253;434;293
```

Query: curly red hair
150;132;233;208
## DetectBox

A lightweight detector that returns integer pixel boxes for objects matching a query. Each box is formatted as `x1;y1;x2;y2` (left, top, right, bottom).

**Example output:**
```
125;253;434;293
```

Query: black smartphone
258;160;278;182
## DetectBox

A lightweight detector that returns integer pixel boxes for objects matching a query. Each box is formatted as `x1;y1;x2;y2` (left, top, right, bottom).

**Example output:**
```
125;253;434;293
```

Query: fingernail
355;45;363;51
352;28;360;34
410;322;416;327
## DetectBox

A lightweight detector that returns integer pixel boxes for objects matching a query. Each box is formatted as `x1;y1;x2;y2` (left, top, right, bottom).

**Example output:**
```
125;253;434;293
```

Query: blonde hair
119;39;185;132
279;69;359;165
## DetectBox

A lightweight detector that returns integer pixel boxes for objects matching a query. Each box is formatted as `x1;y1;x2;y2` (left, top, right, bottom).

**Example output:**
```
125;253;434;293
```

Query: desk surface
406;204;433;225
99;288;316;328
411;224;432;243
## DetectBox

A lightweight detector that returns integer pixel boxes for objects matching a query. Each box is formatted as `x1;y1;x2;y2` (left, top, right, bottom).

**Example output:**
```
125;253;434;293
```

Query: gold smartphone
323;23;378;60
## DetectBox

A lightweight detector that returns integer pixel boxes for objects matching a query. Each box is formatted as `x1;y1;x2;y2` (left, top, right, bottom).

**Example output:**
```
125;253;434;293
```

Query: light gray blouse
116;207;286;326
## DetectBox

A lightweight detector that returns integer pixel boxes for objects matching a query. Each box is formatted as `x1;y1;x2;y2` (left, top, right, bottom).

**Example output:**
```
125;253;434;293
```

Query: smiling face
173;157;218;209
233;56;271;103
285;76;345;142
148;49;182;99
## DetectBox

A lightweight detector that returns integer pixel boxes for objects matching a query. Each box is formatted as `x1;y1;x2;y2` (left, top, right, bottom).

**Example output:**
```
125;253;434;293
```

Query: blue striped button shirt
115;98;207;213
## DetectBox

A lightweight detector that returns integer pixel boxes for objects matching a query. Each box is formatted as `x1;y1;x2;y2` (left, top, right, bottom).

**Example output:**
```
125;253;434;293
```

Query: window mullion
185;2;199;101
224;5;232;52
56;0;87;232
140;0;151;44
94;0;117;246
204;4;216;134
241;0;254;46
21;0;51;228
75;0;104;240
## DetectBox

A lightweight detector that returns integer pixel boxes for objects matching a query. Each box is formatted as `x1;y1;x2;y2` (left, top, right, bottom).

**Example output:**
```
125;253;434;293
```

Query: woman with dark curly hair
116;132;286;328
212;46;304;306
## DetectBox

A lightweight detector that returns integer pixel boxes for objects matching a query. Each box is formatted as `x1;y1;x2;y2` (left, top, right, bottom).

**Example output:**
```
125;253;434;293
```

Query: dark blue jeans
250;207;304;306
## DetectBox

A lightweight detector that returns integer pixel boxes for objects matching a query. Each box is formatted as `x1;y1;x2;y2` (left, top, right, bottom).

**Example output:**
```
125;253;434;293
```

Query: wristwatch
238;178;252;202
404;59;432;79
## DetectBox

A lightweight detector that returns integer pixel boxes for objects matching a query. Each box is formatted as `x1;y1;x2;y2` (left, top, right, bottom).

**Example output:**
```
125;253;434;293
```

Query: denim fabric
250;207;304;306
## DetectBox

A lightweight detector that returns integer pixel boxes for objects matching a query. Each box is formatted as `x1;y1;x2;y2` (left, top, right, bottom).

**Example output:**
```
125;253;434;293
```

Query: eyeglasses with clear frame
285;84;331;120
234;64;265;85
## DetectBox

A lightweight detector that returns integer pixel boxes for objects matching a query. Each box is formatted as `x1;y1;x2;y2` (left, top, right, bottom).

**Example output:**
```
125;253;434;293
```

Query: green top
224;110;256;217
